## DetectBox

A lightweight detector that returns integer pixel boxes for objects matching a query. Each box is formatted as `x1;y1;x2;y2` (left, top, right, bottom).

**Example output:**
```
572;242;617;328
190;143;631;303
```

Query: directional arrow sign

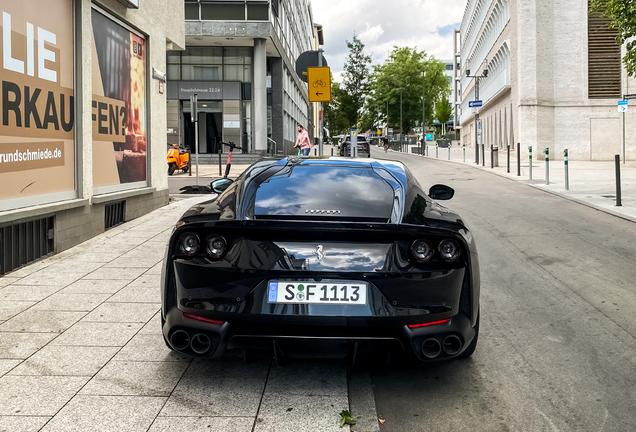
618;100;628;112
469;100;483;108
308;67;331;102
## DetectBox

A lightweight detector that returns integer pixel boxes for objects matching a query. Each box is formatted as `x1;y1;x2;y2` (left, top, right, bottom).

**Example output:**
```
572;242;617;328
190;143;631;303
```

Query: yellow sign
377;129;382;135
308;67;331;102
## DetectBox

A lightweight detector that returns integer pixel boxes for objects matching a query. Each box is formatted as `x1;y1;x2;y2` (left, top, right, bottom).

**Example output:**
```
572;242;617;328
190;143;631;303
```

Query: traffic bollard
615;155;622;206
463;144;466;162
507;144;510;173
545;147;549;185
314;148;317;156
490;145;494;168
448;146;451;160
529;146;533;180
331;148;333;156
564;149;569;190
436;144;439;158
517;143;521;176
482;144;485;166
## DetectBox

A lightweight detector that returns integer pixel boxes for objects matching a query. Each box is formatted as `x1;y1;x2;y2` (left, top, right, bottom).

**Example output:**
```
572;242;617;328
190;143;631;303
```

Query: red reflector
183;312;224;325
408;319;450;329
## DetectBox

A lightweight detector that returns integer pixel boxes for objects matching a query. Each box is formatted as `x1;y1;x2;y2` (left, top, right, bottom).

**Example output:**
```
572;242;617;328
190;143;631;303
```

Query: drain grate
105;201;126;230
0;216;54;275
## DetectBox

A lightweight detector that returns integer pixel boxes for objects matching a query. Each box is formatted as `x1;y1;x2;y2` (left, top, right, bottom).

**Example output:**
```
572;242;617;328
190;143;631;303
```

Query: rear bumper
162;306;476;362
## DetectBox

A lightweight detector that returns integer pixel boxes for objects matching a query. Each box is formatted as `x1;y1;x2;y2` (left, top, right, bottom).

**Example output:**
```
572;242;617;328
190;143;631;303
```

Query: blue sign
425;133;433;141
469;100;483;108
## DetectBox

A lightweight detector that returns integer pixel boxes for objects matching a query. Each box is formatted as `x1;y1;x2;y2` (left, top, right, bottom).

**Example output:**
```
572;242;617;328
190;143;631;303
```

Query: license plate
268;281;368;305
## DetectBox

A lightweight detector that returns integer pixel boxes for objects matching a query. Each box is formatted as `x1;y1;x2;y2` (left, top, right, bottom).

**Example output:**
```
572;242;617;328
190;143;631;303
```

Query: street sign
624;94;636;100
469;100;483;108
377;129;382;135
295;50;328;83
618;100;628;113
308;67;331;102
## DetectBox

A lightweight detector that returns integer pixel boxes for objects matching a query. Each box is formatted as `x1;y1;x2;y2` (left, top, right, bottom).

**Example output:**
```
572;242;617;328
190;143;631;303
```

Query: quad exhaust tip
170;330;190;351
442;335;462;356
190;333;212;354
421;338;442;359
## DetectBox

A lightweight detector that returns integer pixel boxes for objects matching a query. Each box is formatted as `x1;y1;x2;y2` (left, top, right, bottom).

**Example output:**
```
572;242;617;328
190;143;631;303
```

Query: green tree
434;99;453;134
590;0;636;76
341;33;372;128
368;47;450;135
323;80;350;136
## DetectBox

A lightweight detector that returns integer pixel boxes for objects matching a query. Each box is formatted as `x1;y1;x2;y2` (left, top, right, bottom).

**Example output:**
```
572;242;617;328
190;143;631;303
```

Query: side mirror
211;178;233;194
429;184;454;200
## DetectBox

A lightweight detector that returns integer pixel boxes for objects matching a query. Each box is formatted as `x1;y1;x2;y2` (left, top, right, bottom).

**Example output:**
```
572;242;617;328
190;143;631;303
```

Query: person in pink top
294;124;311;156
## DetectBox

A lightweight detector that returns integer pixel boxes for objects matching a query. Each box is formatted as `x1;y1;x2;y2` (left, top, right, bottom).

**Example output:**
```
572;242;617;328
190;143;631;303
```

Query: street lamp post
465;59;489;165
422;71;426;156
400;89;403;152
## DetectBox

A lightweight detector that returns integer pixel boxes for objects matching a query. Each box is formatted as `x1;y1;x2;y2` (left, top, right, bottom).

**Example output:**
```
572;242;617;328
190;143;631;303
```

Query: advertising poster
0;0;75;205
91;9;146;190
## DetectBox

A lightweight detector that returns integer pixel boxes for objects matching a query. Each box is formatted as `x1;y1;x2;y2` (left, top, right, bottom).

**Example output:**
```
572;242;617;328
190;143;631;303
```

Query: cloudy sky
312;0;466;81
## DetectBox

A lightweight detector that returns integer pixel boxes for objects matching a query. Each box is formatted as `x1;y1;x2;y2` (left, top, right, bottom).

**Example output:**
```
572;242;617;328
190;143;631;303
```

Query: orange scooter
167;144;190;176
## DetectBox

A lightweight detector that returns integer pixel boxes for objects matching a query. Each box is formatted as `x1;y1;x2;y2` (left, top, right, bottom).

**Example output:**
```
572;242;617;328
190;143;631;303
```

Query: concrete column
253;38;267;155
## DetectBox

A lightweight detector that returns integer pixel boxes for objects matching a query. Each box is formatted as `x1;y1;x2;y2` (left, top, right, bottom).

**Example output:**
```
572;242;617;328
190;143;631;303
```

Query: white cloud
312;0;465;81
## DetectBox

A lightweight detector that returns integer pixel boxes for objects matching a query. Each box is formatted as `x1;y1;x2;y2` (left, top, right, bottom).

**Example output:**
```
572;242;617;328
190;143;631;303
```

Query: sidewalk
386;144;636;223
0;196;352;432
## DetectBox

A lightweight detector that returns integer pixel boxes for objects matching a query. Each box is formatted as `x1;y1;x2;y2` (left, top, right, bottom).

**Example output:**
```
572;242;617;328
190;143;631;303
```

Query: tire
168;163;176;176
182;165;189;173
458;313;479;358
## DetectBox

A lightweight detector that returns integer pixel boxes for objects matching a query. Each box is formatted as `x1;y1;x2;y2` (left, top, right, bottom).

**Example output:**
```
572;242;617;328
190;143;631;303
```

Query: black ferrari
161;156;480;363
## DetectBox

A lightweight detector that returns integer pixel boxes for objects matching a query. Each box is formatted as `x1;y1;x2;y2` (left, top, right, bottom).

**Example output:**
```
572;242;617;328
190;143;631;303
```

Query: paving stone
0;375;88;415
80;360;189;396
51;322;143;347
30;293;110;312
0;310;86;333
0;360;21;377
4;262;51;278
38;262;104;275
9;345;119;376
12;272;86;287
82;303;159;323
83;267;147;281
59;280;129;295
120;246;166;260
0;333;57;359
0;416;51;432
0;278;21;288
145;262;164;275
107;283;161;304
66;252;121;263
159;358;270;417
101;236;148;247
39;395;166;432
0;285;64;302
148;416;254;432
139;312;162;334
264;361;347;397
102;256;162;269
253;393;349;432
115;333;191;362
0;301;36;321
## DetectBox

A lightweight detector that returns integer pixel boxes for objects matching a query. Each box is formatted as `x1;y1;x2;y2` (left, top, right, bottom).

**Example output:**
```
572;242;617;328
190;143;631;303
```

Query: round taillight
410;239;434;264
179;233;200;257
438;239;461;262
205;235;227;260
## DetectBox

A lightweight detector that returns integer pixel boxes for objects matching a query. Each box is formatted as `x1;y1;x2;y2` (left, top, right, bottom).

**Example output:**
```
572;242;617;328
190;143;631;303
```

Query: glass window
247;3;268;20
182;65;222;80
167;51;180;64
201;3;245;20
185;3;199;20
224;64;242;81
182;47;222;65
167;64;181;80
254;166;395;219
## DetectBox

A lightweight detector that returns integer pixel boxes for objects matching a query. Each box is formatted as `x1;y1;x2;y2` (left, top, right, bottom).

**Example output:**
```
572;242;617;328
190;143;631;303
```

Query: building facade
0;0;185;274
458;0;636;161
168;0;315;158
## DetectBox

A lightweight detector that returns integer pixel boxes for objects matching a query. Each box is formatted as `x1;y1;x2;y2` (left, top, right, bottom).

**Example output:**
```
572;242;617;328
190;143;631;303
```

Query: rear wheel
458;313;479;358
182;165;189;173
168;163;176;176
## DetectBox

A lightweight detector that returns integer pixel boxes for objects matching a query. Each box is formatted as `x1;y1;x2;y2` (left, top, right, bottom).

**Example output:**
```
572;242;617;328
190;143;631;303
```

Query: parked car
161;157;480;364
339;136;371;157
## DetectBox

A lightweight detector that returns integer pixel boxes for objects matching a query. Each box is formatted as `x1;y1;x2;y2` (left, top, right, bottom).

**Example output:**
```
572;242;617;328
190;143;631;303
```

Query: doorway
182;101;223;154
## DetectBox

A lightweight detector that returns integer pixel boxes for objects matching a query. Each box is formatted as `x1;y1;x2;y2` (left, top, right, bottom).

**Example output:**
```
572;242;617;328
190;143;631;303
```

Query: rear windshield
254;165;394;219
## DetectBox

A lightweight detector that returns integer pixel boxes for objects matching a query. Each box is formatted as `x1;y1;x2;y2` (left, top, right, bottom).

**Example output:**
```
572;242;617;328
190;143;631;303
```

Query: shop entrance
183;101;223;154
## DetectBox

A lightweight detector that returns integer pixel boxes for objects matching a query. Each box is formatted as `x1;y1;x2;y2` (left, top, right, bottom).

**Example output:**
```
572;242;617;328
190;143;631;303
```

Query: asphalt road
369;147;636;431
